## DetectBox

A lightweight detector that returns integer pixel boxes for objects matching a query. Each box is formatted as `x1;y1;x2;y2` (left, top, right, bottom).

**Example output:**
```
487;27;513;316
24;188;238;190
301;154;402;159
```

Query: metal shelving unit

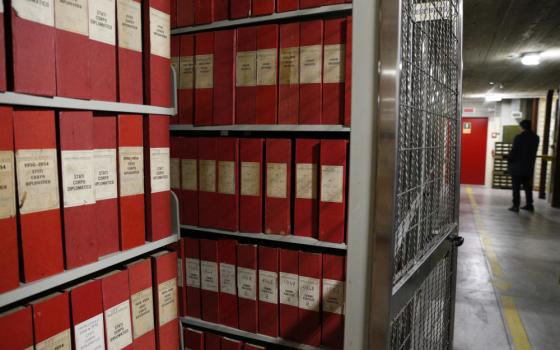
170;124;350;133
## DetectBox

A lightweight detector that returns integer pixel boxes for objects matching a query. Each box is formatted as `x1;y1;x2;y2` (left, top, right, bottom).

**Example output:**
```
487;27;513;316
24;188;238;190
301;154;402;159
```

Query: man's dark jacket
508;130;540;177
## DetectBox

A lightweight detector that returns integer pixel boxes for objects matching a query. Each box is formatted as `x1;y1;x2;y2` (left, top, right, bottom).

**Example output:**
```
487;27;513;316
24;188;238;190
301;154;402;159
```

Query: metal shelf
170;124;350;132
181;225;347;251
171;4;352;34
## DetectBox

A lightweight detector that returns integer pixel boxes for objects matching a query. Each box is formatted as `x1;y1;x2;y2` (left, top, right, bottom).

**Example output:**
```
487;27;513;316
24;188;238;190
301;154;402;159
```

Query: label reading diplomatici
237;267;256;301
299;45;322;84
150;147;170;193
0;151;16;220
149;7;170;58
200;260;218;292
74;313;104;350
266;163;287;199
158;278;178;326
323;44;345;83
322;279;345;315
240;161;259;197
259;270;278;304
320;165;344;203
179;56;194;89
117;0;142;52
279;47;299;85
218;160;235;195
198;160;216;193
61;150;95;208
119;146;144;196
12;0;54;27
298;276;320;311
131;287;155;339
257;48;277;86
89;0;116;45
185;258;201;288
104;300;133;349
181;159;197;191
195;54;213;89
55;0;88;36
279;272;298;307
94;148;117;201
236;51;257;87
16;149;59;215
35;329;71;350
296;163;317;199
219;263;236;295
170;157;180;189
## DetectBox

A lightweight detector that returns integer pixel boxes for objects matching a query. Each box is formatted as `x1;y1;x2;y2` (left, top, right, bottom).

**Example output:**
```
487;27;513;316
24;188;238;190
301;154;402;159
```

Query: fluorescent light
485;94;502;102
521;53;541;66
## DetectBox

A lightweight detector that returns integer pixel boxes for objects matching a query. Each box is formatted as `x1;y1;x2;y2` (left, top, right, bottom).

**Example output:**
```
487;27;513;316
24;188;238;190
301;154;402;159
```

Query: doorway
460;117;488;185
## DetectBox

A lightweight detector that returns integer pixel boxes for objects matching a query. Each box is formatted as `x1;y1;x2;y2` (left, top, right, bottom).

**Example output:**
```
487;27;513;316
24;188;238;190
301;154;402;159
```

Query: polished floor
453;186;560;350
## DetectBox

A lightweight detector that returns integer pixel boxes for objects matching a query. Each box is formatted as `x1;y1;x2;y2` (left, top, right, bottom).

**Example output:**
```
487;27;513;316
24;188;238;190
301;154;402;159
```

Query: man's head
520;119;532;131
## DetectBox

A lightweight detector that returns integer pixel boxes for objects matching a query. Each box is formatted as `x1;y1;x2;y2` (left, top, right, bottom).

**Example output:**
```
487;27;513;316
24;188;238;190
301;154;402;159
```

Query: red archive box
31;292;72;349
298;251;322;346
93;115;120;257
265;138;291;235
0;306;34;349
215;0;229;20
14;109;63;282
54;0;90;98
214;29;236;125
0;107;19;293
322;254;346;348
145;115;171;241
279;248;298;341
171;36;180;124
253;0;274;16
59;111;98;268
152;251;180;350
245;344;265;350
319;139;347;243
294;139;320;238
194;0;213;24
195;32;214;125
258;246;279;337
175;241;185;317
322;18;346;125
177;0;194;26
89;0;117;101
117;0;143;103
127;259;157;349
236;26;258;124
68;280;105;350
206;332;222;350
237;244;258;333
256;24;278;124
301;0;344;8
179;34;195;124
171;0;177;27
239;138;264;233
184;328;205;349
299;20;323;124
184;237;202;318
198;137;218;228
0;6;5;91
179;137;198;225
230;0;251;19
218;239;238;328
344;16;352;126
277;0;298;12
200;239;220;323
222;337;243;350
118;114;145;250
217;138;239;230
99;270;134;349
278;22;300;124
170;137;182;214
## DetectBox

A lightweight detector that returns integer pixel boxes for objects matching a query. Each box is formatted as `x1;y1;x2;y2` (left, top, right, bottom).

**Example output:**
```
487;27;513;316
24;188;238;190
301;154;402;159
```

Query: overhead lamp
521;53;541;66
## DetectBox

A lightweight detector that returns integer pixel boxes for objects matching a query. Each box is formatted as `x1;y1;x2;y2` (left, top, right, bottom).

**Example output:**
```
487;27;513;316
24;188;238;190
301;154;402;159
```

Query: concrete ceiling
463;0;560;97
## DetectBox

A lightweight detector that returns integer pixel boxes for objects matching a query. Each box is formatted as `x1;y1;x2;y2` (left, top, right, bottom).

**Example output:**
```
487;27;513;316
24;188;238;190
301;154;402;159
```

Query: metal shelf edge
170;124;351;132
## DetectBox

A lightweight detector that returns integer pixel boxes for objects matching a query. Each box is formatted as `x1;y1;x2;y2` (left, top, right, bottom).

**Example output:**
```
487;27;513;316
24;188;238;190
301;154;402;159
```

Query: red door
460;117;488;185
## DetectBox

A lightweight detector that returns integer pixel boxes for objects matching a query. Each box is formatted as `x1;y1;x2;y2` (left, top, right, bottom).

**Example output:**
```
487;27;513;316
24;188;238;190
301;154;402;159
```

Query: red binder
184;328;205;349
298;251;322;346
205;332;222;350
322;254;345;348
184;237;202;318
179;137;198;225
68;280;105;350
214;29;236;125
277;0;298;12
54;0;90;98
253;0;274;16
218;239;238;328
279;248;298;341
31;292;71;349
171;36;180;124
59;111;98;268
322;18;346;125
127;259;157;349
299;20;323;124
200;239;220;323
0;306;33;349
214;0;229;20
179;34;195;124
222;337;243;350
265;138;291;235
99;270;134;350
93;115;119;257
230;0;250;19
217;138;239;231
237;244;258;333
117;0;143;103
0;8;5;91
176;241;186;316
256;24;278;124
299;0;322;8
152;251;180;350
239;138;264;233
278;22;300;124
319;140;347;243
344;16;352;126
89;0;117;101
198;137;218;228
117;114;145;250
236;26;258;124
0;107;19;293
194;0;214;24
170;137;182;217
177;0;194;26
14;109;63;282
145;115;171;241
8;0;56;96
244;344;265;350
195;32;214;125
258;246;279;337
294;139;320;238
171;0;177;28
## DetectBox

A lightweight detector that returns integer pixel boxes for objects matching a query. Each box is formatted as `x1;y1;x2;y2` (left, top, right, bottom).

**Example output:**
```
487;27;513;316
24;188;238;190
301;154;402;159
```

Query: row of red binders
171;17;353;125
0;251;179;350
184;328;266;350
177;237;346;349
0;108;171;292
170;136;348;242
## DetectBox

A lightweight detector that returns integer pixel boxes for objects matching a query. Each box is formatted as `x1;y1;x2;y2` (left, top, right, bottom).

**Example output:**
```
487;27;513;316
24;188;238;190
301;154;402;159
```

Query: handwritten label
149;7;170;58
181;159;197;191
201;260;218;292
266;163;287;199
12;0;54;26
116;0;142;52
89;0;116;45
61;150;95;208
185;258;201;288
179;56;194;89
296;163;317;199
35;329;71;350
104;300;133;349
157;278;177;326
94;148;117;201
279;47;299;85
199;160;216;192
320;165;344;203
322;279;345;315
74;313;104;350
300;45;322;84
323;44;345;83
237;267;256;301
55;0;88;36
16;149;59;214
130;287;155;339
257;48;277;86
118;146;144;196
259;270;278;304
219;263;236;295
218;160;235;195
298;276;320;311
279;272;298;307
240;161;259;196
236;51;257;87
195;54;213;89
150;147;170;193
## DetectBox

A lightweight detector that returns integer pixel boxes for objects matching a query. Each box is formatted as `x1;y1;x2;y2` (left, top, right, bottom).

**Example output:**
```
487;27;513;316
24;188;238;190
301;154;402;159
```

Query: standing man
508;119;540;212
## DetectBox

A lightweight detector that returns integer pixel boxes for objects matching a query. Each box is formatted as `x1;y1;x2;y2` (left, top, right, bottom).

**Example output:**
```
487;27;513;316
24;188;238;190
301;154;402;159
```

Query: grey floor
453;186;560;350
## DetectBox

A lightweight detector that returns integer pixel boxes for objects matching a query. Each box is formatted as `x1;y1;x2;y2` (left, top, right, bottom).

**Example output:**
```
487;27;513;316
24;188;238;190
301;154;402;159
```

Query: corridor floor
453;186;560;350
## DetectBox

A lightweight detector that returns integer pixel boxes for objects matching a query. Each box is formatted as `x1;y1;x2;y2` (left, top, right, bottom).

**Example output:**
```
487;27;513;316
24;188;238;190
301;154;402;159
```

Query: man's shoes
508;206;520;212
521;205;535;212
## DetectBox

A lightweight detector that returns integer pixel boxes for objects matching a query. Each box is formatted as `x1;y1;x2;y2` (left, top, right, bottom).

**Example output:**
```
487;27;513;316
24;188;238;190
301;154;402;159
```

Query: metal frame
170;124;350;132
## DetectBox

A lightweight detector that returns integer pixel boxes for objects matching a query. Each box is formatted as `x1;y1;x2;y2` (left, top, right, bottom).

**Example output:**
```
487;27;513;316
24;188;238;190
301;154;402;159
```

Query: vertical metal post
539;90;553;199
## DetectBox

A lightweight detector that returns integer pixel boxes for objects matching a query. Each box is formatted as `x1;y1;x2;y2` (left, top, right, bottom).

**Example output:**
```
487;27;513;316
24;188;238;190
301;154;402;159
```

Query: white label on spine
157;278;177;326
279;47;299;85
240;161;260;197
55;0;88;36
149;7;170;58
259;270;278;304
74;313;104;350
0;1;3;12
150;147;170;193
201;260;218;292
185;258;201;288
195;54;213;89
279;272;298;307
16;149;59;214
236;51;257;87
117;0;142;52
296;163;317;199
12;0;54;27
323;44;345;84
88;0;116;45
181;159;197;191
219;263;236;295
179;56;194;89
35;328;71;350
218;160;235;195
321;165;344;203
0;151;16;220
177;257;184;287
237;267;256;301
298;276;320;311
104;300;133;349
61;150;96;208
198;160;216;192
170;157;180;189
94;148;117;201
322;279;345;315
130;287;155;339
266;163;287;199
257;48;277;86
118;146;144;196
299;45;322;84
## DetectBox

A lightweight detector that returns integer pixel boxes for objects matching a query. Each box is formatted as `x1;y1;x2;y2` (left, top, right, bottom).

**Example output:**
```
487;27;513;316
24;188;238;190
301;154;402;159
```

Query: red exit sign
463;107;476;113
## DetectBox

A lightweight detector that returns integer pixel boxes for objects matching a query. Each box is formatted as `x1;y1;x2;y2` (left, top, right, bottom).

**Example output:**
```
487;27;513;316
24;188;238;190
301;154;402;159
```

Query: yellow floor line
501;296;533;350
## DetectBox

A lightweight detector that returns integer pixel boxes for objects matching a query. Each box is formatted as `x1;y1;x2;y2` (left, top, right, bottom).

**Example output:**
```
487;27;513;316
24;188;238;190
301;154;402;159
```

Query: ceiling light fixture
521;53;541;66
485;93;502;102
